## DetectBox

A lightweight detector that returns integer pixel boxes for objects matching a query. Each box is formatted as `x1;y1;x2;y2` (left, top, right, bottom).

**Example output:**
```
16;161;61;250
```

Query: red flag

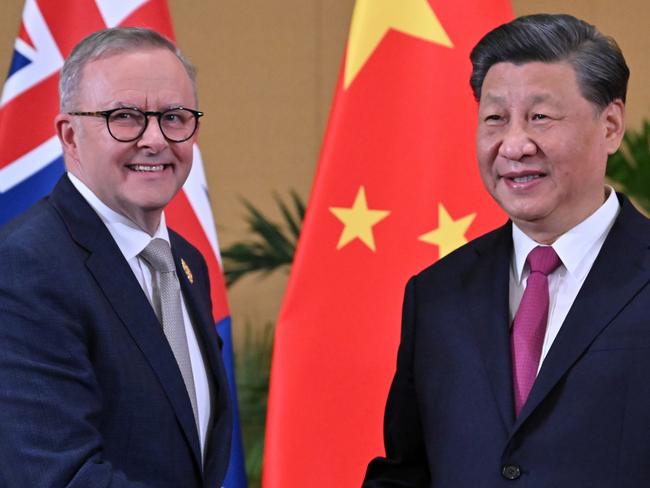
264;1;512;486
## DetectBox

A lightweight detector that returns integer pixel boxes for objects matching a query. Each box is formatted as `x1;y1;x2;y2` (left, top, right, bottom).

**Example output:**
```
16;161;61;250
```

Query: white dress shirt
510;188;620;372
68;172;211;456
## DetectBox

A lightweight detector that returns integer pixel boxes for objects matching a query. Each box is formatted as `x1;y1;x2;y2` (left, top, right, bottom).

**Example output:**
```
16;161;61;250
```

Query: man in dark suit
362;14;648;487
0;28;231;487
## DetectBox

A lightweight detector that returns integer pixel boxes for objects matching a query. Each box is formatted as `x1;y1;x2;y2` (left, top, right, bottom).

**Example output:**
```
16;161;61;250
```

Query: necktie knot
140;238;176;273
527;246;561;277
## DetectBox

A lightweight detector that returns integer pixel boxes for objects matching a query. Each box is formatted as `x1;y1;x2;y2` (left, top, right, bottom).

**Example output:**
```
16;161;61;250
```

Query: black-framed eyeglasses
68;107;203;143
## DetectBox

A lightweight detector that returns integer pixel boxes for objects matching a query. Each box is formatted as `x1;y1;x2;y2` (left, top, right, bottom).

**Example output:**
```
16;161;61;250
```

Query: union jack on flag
0;1;246;486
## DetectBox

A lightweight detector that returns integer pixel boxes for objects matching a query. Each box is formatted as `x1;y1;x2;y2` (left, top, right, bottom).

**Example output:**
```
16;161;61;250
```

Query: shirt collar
67;172;170;261
512;187;620;284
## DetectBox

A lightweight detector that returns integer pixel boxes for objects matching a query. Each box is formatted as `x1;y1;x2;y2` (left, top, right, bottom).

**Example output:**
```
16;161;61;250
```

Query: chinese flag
264;1;512;487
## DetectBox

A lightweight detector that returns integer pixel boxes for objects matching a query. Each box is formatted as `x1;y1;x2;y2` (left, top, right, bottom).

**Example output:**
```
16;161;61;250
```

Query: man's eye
532;113;548;120
112;110;140;121
484;114;502;122
163;112;185;123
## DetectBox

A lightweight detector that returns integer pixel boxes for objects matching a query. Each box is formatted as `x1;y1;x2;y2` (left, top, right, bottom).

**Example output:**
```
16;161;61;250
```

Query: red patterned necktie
511;245;561;416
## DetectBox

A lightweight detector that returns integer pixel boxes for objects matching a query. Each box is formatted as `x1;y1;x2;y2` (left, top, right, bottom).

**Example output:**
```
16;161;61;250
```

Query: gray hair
469;14;629;110
59;27;197;111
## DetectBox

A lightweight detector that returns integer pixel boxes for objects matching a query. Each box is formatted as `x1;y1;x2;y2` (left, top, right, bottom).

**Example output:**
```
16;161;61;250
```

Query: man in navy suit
362;14;650;487
0;28;231;487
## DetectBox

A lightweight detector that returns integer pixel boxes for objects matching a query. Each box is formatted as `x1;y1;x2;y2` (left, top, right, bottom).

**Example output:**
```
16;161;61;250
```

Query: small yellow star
419;204;476;258
330;186;390;251
344;0;453;89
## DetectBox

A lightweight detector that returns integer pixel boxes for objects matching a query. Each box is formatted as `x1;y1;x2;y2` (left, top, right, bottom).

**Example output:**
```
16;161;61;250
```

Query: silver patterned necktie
140;238;199;431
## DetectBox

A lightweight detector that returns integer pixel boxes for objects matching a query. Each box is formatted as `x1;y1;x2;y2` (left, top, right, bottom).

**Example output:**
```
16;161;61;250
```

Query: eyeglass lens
107;108;198;142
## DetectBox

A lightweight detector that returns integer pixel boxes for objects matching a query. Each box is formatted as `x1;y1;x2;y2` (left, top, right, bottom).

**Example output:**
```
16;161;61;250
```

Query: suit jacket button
501;464;521;480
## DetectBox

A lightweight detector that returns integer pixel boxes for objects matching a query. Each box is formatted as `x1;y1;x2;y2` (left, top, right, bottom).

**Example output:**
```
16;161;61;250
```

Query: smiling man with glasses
0;28;232;488
55;29;202;236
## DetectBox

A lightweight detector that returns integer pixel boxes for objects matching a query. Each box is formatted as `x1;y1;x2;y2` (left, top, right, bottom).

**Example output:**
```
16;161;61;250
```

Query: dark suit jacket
363;194;650;487
0;176;232;487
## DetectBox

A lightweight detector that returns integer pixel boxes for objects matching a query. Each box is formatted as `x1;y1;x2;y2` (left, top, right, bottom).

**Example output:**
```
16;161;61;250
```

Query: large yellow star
329;186;390;251
344;0;453;89
419;204;476;258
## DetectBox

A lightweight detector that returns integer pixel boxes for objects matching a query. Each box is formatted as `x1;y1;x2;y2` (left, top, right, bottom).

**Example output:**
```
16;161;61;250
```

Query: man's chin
113;200;168;229
504;205;550;228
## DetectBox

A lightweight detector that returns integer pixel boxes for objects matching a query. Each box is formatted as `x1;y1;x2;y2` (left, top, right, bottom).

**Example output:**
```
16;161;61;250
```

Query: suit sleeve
362;276;430;487
0;243;152;488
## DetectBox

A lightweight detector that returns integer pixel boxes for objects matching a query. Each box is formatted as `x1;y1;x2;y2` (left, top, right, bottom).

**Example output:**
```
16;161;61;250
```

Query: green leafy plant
235;321;274;488
221;191;305;287
607;119;650;213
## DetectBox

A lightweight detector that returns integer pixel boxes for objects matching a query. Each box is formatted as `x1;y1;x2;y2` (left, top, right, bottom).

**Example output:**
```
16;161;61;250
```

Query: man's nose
137;115;167;150
497;121;537;161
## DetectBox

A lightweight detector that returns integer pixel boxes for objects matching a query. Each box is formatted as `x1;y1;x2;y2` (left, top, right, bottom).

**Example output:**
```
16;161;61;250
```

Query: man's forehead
480;91;556;105
479;61;578;102
484;60;577;77
79;48;192;87
75;48;196;105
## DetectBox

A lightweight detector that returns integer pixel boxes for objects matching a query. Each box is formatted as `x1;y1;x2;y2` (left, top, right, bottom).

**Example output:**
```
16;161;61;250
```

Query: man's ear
54;113;80;165
603;99;625;155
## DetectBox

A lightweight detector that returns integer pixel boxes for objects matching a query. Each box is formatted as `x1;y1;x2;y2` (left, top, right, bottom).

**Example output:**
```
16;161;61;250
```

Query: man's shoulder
0;197;64;254
413;222;510;284
0;196;80;295
616;193;650;235
0;176;83;252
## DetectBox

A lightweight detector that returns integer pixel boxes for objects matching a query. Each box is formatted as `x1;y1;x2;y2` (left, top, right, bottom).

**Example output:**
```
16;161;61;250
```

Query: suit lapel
462;223;516;431
170;232;232;484
49;177;203;471
514;196;650;429
170;241;226;391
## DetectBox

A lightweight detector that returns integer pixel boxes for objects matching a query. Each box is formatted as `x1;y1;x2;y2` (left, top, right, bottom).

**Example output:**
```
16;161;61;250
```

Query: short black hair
469;14;629;110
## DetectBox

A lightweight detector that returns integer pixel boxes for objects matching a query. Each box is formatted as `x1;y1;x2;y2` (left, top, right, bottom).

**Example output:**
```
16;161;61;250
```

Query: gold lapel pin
181;258;194;284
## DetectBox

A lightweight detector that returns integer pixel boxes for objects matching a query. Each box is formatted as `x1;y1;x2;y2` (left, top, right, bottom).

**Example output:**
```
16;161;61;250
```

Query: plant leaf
221;191;306;287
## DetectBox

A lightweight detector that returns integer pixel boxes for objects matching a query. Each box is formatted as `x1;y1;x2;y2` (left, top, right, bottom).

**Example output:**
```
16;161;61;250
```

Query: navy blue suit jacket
0;176;232;487
364;194;650;487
